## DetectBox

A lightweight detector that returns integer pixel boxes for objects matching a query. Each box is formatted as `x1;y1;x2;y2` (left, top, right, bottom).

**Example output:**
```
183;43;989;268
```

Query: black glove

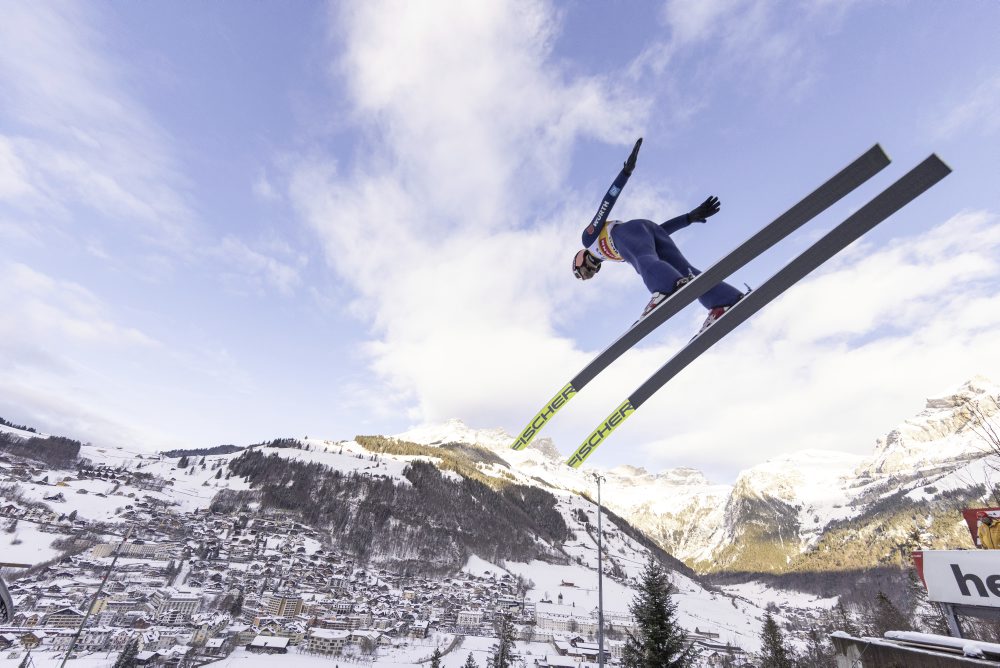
623;138;642;176
688;195;720;223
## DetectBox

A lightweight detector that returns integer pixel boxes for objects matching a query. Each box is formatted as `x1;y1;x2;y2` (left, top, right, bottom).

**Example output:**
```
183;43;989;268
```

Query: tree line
211;450;569;572
0;432;80;467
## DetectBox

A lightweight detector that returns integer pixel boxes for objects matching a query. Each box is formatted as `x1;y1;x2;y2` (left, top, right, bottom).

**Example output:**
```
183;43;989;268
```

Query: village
1;453;701;667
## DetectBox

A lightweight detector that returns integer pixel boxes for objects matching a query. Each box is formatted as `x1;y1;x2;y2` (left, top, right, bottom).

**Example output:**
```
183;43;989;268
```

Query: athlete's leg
612;220;685;294
652;224;743;309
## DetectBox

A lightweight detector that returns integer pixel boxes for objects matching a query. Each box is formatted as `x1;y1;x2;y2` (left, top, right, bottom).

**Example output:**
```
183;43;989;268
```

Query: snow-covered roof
309;628;351;640
250;635;289;648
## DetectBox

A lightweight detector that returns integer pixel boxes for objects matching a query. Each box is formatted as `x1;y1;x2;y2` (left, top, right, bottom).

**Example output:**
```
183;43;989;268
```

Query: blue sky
1;1;999;481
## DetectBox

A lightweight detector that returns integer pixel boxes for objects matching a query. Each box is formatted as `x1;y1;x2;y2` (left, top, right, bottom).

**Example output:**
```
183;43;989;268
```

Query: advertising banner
913;550;1000;608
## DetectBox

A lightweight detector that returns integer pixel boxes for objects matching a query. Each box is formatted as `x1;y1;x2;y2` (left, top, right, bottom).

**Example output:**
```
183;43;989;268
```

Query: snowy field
0;653;118;668
2;522;63;564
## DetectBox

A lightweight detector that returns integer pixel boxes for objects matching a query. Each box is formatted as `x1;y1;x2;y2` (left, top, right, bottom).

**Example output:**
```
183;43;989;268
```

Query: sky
1;0;999;482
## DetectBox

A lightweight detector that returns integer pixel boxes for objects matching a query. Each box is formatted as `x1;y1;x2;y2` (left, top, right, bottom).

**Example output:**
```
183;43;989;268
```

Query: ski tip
927;153;953;176
865;143;891;167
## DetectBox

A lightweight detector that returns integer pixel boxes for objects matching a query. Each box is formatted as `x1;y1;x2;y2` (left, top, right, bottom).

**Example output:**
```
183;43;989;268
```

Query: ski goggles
573;249;601;280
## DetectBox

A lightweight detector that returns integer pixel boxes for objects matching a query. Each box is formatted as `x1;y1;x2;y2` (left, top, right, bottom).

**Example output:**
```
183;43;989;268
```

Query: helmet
573;249;601;280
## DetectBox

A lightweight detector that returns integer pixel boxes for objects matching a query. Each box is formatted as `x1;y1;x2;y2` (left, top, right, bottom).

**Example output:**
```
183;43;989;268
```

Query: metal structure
594;472;606;667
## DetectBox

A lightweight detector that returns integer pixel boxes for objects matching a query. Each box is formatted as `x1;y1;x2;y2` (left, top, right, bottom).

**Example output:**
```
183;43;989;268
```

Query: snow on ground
203;648;357;666
0;653;116;667
499;488;766;652
0;424;48;439
197;634;541;668
2;522;63;564
462;554;509;578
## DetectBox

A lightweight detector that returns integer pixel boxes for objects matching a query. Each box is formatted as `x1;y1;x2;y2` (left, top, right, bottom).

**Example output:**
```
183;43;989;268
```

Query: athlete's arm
581;138;642;247
661;195;721;236
660;214;692;236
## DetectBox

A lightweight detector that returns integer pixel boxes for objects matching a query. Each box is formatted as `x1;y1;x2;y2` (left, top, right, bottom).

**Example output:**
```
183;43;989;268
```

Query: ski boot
693;285;751;338
634;274;695;326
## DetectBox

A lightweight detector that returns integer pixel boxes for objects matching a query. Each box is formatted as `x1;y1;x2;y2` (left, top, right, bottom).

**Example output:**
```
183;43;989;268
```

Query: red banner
911;550;925;587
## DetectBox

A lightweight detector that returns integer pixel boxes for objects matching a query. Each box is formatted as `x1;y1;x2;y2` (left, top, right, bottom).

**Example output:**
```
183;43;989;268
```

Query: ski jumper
582;166;744;309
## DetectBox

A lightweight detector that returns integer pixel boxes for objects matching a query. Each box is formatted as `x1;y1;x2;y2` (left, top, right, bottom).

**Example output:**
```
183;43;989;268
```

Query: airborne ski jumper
512;142;949;465
572;138;746;333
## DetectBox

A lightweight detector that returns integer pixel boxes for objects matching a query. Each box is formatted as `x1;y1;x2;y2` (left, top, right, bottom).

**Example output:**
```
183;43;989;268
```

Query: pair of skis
510;145;951;468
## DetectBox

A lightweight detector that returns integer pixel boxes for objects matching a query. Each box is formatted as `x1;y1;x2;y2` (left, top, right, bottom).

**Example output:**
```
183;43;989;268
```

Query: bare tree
959;393;1000;504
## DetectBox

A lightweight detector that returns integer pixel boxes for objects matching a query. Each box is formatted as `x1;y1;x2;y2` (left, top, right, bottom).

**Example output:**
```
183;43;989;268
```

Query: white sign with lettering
920;550;1000;608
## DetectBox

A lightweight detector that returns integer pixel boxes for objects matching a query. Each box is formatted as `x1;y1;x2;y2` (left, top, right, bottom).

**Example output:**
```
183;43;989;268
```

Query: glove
623;138;642;176
688;195;720;223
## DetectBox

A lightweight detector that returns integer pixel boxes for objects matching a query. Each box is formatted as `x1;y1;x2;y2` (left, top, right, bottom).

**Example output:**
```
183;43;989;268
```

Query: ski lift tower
593;472;606;668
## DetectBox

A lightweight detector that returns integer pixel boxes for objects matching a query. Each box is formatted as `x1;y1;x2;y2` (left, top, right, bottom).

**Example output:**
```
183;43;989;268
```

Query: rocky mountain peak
866;376;999;475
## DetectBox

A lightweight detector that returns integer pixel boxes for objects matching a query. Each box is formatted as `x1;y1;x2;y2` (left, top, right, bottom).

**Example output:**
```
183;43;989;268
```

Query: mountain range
396;376;999;576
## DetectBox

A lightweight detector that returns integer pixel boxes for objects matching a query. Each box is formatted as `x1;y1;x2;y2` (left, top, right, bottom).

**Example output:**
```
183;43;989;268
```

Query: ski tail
511;144;889;451
566;400;635;468
510;382;577;450
566;154;951;467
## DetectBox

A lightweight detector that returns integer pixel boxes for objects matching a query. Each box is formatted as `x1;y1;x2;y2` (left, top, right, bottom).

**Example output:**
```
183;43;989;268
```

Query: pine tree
622;556;694;668
229;591;244;617
488;614;517;668
463;653;478;668
758;612;793;668
832;599;859;636
114;638;139;668
907;569;950;634
430;647;443;668
799;627;832;667
868;590;912;636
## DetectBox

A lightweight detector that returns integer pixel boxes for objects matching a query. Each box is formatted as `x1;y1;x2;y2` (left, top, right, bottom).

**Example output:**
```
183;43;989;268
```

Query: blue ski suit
581;165;743;309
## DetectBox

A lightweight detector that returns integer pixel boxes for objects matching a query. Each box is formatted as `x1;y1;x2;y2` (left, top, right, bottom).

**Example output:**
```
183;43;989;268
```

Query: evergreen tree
229;591;244;617
833;599;859;636
430;647;443;668
907;569;950;634
488;614;517;668
463;653;478;668
114;638;139;668
868;590;912;636
758;612;793;668
799;627;832;667
177;456;189;468
622;556;694;668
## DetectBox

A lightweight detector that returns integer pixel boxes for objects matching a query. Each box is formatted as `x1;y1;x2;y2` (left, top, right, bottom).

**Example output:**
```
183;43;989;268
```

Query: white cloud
287;0;652;424
0;263;159;351
217;236;306;296
611;210;1000;477
630;0;856;108
253;170;281;202
0;3;194;248
937;76;1000;139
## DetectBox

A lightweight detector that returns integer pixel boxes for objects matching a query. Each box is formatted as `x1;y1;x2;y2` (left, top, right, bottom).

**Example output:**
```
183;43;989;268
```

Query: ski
511;144;891;451
566;154;951;468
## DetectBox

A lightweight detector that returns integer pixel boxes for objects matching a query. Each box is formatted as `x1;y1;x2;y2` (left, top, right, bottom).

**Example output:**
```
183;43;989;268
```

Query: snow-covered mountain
396;376;1000;574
